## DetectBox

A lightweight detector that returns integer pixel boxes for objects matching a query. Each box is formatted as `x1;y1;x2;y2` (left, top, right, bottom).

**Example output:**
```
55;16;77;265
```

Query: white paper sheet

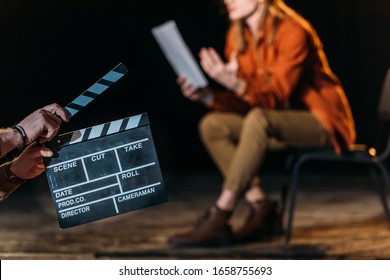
152;20;208;89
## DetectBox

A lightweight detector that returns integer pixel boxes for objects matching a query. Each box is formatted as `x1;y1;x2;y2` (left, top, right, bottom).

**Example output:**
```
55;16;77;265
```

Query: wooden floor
1;170;390;260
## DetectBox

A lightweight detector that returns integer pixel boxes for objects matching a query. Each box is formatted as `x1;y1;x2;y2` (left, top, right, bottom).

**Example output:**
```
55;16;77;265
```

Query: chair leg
285;158;305;245
280;183;288;219
370;163;390;224
378;162;390;194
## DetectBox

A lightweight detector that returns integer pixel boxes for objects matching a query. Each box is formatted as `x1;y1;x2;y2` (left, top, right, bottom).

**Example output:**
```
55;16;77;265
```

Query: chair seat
282;68;390;245
282;143;390;245
285;145;378;172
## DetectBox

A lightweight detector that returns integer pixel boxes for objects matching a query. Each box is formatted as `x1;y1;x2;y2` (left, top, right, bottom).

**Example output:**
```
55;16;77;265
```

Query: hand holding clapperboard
43;63;167;228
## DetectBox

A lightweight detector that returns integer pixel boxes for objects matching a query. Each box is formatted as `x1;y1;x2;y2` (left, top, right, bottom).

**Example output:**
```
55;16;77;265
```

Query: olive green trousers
198;108;332;195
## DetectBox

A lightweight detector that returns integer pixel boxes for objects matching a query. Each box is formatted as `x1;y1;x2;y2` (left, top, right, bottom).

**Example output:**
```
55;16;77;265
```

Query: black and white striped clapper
65;63;128;117
43;113;167;228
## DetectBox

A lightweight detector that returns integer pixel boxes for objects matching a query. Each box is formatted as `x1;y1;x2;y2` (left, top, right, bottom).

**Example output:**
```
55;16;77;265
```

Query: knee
243;108;269;132
198;112;230;143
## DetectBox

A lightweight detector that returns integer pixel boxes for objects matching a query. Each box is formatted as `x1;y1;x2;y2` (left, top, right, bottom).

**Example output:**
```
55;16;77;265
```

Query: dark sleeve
0;163;22;201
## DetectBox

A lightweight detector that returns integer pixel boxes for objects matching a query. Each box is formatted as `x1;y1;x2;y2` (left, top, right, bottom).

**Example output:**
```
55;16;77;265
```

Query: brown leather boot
168;205;233;247
234;199;282;244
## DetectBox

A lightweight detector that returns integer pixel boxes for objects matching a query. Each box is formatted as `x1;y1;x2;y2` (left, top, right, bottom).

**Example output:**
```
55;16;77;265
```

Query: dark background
1;0;389;173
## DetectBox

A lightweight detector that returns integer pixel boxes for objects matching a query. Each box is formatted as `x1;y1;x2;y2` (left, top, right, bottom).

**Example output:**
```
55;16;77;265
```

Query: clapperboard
43;63;167;228
44;113;167;228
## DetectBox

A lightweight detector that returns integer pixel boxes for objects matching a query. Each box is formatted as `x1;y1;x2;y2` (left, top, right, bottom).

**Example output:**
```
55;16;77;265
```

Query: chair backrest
376;68;390;160
378;68;390;121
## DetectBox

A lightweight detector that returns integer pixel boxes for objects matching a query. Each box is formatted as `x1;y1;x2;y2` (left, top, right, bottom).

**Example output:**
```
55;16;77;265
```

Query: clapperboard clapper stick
64;62;128;117
43;64;167;228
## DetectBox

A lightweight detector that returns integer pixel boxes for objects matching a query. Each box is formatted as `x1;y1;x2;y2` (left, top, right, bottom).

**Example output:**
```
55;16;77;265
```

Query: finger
177;75;186;84
177;76;189;88
208;48;224;65
43;103;70;122
38;118;61;142
36;162;46;169
39;129;58;143
182;86;196;97
201;47;223;69
34;109;62;132
200;59;214;78
199;48;212;64
182;80;194;92
182;83;197;97
47;103;70;122
201;48;225;77
227;51;238;69
183;89;194;98
44;113;62;128
229;50;238;62
33;157;46;170
27;147;54;159
199;50;215;71
199;48;215;69
31;167;45;176
40;147;54;158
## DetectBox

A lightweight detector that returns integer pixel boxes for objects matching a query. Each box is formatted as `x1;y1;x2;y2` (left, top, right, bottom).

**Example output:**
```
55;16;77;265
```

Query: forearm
0;128;24;157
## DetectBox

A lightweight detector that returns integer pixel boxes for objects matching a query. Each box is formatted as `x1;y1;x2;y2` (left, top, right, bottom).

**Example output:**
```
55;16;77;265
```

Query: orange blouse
210;14;356;154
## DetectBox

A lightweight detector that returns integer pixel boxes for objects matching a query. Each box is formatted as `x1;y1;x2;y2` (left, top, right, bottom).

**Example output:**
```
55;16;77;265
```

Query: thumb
27;146;53;158
227;51;238;72
39;147;54;158
229;51;238;62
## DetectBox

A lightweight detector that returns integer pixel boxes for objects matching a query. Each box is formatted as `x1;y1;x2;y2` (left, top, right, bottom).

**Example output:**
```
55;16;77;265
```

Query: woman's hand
199;48;245;94
177;76;214;106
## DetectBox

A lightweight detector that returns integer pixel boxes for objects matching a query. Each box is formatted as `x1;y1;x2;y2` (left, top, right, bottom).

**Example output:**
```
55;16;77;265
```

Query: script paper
152;20;208;89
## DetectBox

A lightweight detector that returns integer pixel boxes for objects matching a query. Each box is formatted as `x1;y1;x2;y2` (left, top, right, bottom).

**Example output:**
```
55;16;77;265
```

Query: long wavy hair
226;0;319;53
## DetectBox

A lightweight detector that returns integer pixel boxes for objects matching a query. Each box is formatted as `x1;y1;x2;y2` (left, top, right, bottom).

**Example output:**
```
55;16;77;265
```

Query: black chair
282;68;390;245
